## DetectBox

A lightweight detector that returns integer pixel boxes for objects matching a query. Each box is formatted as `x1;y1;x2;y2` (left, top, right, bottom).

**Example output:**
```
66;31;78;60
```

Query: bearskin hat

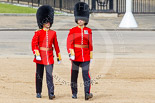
36;5;54;29
74;2;90;25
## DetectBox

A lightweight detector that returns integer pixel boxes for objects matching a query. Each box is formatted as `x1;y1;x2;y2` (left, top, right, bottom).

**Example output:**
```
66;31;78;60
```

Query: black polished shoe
36;93;41;98
85;93;93;100
49;94;55;100
72;94;77;99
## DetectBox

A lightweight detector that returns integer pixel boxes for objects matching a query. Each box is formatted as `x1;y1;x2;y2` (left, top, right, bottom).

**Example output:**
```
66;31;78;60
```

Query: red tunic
31;29;60;65
67;26;93;62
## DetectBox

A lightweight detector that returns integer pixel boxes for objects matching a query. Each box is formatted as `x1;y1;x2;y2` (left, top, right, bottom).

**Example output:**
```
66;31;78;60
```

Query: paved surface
0;31;154;58
1;1;155;103
0;15;155;30
0;0;155;30
0;31;155;103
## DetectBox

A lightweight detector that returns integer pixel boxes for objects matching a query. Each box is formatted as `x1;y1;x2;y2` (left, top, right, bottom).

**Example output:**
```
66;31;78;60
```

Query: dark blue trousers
36;63;54;95
71;61;91;95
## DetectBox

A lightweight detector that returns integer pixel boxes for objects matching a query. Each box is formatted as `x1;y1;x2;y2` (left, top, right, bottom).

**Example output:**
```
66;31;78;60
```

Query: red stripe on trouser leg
88;72;91;93
71;61;73;75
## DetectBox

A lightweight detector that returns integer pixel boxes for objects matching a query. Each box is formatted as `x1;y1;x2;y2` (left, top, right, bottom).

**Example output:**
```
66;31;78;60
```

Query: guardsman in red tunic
31;5;61;100
67;2;93;100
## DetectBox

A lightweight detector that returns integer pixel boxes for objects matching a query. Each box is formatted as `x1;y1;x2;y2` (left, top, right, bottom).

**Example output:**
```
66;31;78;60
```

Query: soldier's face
43;22;50;28
78;20;85;26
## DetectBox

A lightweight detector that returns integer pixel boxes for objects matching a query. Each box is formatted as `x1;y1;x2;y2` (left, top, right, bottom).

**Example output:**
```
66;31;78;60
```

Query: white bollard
119;0;138;28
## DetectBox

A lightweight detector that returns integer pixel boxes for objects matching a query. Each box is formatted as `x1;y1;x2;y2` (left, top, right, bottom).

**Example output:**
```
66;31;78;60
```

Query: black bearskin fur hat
36;5;54;29
74;2;90;25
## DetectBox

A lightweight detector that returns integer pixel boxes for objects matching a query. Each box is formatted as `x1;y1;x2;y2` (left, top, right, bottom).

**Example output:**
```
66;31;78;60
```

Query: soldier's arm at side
89;29;93;59
31;31;40;55
53;32;61;62
67;29;75;60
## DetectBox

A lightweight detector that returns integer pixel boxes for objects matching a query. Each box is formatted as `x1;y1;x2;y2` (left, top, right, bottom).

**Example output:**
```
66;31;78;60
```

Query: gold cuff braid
90;51;93;59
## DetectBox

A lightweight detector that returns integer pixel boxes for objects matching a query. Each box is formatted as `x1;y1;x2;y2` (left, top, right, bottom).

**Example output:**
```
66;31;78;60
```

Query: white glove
58;60;61;64
70;55;75;60
36;55;41;61
90;59;92;63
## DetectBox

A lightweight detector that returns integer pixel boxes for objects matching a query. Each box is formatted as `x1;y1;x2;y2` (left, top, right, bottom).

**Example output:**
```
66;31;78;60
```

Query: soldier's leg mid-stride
32;5;61;100
67;2;93;100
